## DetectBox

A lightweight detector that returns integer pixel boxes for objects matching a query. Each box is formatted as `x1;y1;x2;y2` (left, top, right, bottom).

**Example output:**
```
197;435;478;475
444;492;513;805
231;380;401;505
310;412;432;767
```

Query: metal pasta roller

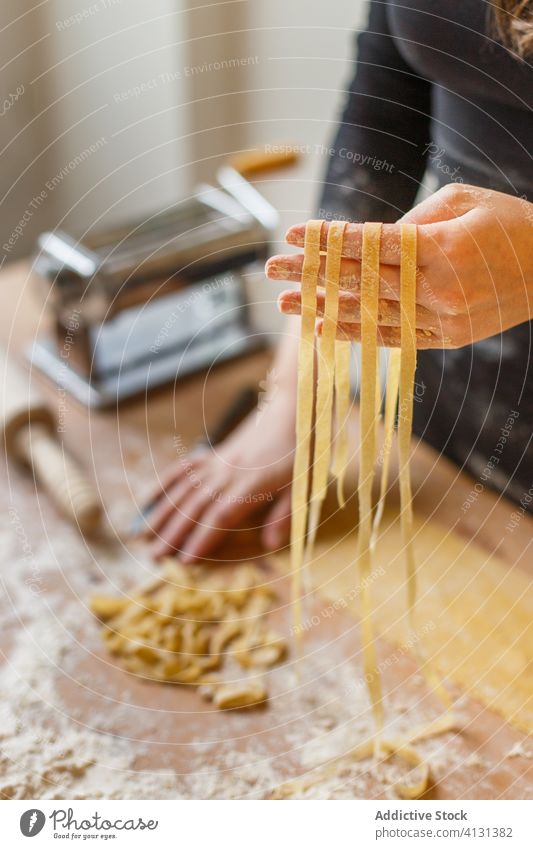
29;165;279;408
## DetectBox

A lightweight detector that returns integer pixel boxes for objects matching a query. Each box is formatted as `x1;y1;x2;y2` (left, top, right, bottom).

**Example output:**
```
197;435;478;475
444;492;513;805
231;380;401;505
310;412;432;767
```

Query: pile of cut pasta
285;219;455;798
90;561;286;710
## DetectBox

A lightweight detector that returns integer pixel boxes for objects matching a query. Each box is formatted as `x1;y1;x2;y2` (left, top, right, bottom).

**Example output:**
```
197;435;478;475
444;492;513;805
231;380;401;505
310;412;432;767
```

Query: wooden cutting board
1;262;532;799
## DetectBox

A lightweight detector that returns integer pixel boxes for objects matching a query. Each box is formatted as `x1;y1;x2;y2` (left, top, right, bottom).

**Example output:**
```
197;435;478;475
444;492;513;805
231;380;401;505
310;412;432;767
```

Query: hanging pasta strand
332;340;353;507
398;223;418;619
399;223;453;710
370;348;401;551
356;222;384;746
289;220;322;654
281;218;457;800
303;221;347;567
374;353;383;458
355;223;453;789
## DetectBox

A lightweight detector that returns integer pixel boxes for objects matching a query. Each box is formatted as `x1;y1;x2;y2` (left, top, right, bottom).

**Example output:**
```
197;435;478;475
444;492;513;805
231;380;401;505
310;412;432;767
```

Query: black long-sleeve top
319;0;533;508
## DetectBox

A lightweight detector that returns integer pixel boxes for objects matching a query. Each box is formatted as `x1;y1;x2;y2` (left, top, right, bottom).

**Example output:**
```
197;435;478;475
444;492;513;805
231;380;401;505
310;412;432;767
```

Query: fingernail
277;294;295;314
264;258;274;274
285;226;303;244
266;259;289;278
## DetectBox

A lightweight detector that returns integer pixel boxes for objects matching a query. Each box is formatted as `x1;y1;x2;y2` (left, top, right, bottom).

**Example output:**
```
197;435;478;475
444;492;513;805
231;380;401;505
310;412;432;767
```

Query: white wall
0;1;50;264
35;0;190;235
243;0;367;219
1;0;189;260
225;0;369;332
0;0;369;318
180;0;368;332
185;0;368;215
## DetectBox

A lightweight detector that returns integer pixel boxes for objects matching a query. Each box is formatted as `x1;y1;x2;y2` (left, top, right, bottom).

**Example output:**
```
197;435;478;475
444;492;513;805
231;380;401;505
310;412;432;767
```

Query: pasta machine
29;165;280;408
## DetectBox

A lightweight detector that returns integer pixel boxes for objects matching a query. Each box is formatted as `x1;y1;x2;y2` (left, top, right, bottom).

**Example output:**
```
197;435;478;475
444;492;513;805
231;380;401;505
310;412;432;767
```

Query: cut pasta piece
213;679;267;710
90;562;286;707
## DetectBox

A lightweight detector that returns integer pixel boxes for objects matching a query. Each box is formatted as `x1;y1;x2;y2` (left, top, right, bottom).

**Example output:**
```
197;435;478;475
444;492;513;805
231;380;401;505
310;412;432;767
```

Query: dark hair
493;1;533;56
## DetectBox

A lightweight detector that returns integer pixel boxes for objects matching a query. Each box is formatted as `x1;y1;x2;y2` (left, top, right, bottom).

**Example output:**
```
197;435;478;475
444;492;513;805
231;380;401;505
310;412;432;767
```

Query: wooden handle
16;425;102;535
228;147;300;177
0;347;55;458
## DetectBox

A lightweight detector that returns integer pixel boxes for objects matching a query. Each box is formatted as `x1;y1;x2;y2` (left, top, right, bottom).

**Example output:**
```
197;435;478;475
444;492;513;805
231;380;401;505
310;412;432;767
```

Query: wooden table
1;261;532;800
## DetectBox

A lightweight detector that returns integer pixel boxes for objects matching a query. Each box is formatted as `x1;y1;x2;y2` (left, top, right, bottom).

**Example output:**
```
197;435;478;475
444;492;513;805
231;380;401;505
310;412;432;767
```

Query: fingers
261;488;292;551
178;503;232;563
142;449;208;511
285;221;438;266
174;488;292;564
143;477;193;537
401;182;477;224
320;319;445;350
144;467;226;538
266;253;401;299
179;482;261;563
277;185;477;278
279;289;437;330
151;486;223;560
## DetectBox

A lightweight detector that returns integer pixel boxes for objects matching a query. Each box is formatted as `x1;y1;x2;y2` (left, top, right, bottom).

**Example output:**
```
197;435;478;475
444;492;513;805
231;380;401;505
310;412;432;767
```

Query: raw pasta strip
374;355;383;469
399;224;452;710
398;223;418;620
332;340;352;507
356;222;383;740
305;221;347;554
290;220;322;648
356;225;449;792
285;219;454;799
370;348;401;551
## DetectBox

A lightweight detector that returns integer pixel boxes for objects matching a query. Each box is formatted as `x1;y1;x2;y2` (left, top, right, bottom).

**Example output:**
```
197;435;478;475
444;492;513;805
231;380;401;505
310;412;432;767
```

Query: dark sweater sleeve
318;0;432;223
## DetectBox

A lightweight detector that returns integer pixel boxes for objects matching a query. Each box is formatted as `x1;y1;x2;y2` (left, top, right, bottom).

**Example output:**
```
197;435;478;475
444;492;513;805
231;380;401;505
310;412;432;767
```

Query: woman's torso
389;1;533;506
388;0;533;196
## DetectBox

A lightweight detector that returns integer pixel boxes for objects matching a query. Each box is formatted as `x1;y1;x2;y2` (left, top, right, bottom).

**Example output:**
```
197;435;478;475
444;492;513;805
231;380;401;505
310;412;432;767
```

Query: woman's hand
141;383;296;562
266;184;533;348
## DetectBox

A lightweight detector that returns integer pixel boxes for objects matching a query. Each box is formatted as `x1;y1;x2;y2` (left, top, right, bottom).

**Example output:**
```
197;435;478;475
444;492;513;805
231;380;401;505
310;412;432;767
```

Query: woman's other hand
141;381;296;562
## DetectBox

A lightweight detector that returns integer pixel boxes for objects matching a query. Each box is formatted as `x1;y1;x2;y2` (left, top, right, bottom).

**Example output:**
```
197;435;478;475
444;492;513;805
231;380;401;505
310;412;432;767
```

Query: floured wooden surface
1;266;532;799
1;470;533;800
